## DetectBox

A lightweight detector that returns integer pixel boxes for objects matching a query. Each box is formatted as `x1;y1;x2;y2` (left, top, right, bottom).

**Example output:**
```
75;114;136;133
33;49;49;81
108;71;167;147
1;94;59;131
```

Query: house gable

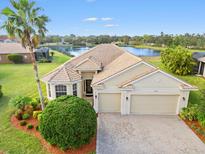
75;58;102;71
95;62;156;88
125;70;194;89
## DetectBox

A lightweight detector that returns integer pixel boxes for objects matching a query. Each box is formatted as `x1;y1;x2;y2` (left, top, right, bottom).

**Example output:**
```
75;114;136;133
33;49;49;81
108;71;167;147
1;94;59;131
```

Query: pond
47;45;160;57
123;47;160;57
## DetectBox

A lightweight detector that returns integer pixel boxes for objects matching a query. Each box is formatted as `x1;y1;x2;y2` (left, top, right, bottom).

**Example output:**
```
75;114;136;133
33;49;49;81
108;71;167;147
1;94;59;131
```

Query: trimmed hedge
39;95;97;150
8;54;23;64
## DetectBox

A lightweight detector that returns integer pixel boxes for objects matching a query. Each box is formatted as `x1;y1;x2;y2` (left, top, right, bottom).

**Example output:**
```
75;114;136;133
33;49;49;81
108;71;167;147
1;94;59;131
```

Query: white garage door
131;95;179;115
99;93;121;112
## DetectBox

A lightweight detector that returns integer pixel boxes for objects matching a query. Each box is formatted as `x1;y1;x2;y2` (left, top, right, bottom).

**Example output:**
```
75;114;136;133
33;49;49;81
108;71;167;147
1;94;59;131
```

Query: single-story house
0;36;17;43
42;44;197;115
192;52;205;77
0;43;32;64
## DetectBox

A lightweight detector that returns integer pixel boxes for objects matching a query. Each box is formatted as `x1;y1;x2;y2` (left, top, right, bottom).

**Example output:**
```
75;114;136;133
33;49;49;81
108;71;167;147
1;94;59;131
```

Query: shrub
20;120;27;126
198;113;205;128
9;96;32;110
15;109;23;120
179;105;199;121
37;113;42;121
30;98;40;109
8;54;23;64
0;85;3;98
22;113;30;120
24;105;33;115
27;124;34;129
198;103;205;127
33;111;42;119
161;46;195;75
31;97;49;110
39;95;97;150
36;125;39;131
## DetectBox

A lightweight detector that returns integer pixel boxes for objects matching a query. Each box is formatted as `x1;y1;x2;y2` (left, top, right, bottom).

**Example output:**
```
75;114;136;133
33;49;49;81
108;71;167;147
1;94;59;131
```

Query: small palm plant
1;0;49;110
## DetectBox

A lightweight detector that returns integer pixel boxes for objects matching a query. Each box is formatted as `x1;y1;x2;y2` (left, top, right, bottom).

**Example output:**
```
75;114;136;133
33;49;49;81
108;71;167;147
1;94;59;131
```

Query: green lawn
0;51;70;154
145;56;205;106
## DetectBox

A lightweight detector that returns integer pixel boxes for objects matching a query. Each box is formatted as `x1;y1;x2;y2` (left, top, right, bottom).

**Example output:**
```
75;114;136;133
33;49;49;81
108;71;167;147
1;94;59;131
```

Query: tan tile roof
42;44;126;82
88;56;102;67
91;52;142;85
0;43;28;54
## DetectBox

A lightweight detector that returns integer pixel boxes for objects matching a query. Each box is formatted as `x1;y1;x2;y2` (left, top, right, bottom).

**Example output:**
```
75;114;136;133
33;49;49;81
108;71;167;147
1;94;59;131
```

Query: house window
73;83;77;96
55;85;67;97
48;84;51;97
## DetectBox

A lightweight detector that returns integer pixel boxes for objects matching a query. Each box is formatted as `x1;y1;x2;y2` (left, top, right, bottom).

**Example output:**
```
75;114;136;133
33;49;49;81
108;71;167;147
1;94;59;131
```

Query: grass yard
144;56;205;106
0;51;70;154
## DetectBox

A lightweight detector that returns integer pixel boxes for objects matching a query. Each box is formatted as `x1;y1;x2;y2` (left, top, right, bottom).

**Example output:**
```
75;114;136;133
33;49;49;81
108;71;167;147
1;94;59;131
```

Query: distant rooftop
0;43;28;54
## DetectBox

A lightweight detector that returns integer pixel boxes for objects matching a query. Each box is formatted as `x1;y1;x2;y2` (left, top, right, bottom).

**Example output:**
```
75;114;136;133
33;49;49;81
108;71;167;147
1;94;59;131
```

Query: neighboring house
42;44;197;115
192;52;205;77
0;36;17;43
0;43;32;64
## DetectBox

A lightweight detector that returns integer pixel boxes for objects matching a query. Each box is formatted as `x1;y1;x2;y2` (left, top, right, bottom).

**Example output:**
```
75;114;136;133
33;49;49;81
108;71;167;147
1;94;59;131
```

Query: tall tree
1;0;49;110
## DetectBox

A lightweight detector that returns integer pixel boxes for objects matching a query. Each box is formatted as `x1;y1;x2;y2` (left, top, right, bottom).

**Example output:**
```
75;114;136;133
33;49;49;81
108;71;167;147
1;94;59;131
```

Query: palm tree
1;0;49;110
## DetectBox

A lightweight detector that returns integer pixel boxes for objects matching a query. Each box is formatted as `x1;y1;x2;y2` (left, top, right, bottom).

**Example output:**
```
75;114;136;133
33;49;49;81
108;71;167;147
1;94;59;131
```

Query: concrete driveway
97;114;205;154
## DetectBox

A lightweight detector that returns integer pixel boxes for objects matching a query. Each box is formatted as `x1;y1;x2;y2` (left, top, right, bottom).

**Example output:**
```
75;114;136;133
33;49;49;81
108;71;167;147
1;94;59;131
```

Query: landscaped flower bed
10;95;96;154
179;104;205;143
11;116;96;154
183;120;205;143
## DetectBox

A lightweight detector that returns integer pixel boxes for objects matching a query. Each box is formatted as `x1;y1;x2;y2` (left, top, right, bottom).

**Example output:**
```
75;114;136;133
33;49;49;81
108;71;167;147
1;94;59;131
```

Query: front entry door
85;79;93;96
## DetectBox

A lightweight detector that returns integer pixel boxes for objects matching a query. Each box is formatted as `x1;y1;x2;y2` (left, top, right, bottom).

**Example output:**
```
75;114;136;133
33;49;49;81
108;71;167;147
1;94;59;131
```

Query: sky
0;0;205;36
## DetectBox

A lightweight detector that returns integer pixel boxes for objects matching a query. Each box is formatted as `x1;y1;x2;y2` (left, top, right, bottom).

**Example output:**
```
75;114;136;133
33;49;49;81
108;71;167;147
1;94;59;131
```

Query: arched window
55;85;67;97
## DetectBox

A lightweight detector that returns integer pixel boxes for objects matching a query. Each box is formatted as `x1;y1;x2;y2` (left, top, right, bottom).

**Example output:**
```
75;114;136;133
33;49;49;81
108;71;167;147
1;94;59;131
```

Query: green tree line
2;32;205;49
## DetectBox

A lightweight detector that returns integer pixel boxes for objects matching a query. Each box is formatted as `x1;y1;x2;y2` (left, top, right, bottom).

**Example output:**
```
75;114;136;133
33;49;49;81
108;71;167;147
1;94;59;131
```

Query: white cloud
84;17;98;22
86;0;96;2
101;17;113;21
104;24;119;27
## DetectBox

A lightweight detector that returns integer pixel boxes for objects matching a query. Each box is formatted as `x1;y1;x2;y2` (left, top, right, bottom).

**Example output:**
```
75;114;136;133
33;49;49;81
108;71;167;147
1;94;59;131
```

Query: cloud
84;17;98;22
104;24;119;27
86;0;96;2
101;17;113;21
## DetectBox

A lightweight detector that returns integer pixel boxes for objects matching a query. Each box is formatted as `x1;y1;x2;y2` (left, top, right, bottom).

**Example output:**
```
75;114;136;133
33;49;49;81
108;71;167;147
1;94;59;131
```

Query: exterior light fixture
183;97;185;101
95;95;97;99
126;96;128;101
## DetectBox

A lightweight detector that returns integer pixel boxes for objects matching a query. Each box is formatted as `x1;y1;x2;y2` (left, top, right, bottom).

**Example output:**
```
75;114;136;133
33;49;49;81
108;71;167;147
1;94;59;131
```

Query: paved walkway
97;114;205;154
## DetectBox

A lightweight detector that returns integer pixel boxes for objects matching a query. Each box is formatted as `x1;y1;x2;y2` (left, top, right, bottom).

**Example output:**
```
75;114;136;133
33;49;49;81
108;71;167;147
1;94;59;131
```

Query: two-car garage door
130;95;179;115
98;93;179;115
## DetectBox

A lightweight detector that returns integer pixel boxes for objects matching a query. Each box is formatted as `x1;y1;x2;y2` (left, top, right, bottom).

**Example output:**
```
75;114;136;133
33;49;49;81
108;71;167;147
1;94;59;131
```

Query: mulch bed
11;115;96;154
182;118;205;143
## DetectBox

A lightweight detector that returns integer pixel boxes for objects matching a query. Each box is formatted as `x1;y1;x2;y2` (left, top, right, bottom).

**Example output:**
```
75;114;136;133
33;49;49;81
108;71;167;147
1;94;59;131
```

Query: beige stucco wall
103;63;154;89
81;72;95;80
134;72;181;89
